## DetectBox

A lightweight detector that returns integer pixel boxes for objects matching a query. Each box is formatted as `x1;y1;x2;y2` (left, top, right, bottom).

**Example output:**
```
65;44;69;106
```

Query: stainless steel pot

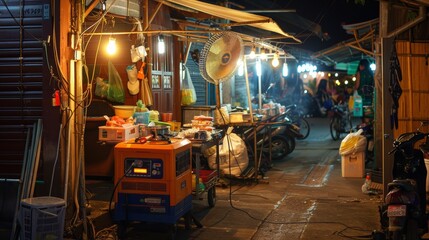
146;125;170;137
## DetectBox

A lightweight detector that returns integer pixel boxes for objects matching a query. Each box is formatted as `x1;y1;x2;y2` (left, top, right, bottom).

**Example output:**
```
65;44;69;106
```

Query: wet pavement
82;117;384;240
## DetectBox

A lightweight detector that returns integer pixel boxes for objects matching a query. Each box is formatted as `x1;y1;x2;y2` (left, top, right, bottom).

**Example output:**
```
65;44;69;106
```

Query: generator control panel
124;158;163;178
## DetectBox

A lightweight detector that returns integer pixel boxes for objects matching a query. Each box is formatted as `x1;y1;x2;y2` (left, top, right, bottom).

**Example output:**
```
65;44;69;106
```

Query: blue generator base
114;193;192;224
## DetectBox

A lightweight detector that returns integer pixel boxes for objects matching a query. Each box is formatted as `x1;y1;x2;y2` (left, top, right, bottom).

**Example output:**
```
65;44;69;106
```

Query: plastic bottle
361;172;372;194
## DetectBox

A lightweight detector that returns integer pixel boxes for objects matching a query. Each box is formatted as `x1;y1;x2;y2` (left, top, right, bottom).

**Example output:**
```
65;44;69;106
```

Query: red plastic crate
193;169;217;183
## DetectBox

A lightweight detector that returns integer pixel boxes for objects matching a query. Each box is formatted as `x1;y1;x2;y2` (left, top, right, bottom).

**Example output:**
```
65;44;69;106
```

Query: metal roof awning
159;0;301;43
311;18;379;66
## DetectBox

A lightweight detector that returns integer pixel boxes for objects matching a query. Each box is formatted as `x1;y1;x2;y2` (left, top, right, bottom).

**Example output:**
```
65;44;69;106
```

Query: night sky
206;0;380;52
282;0;379;51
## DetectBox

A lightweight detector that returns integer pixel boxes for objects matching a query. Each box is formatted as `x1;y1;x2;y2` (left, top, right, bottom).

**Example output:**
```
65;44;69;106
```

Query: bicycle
329;103;353;141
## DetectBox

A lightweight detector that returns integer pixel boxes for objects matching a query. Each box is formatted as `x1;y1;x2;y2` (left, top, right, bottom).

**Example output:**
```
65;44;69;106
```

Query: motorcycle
234;111;302;175
284;104;310;140
379;122;428;240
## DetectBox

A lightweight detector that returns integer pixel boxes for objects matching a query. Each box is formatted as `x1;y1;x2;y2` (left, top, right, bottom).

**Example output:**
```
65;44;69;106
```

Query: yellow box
341;152;365;178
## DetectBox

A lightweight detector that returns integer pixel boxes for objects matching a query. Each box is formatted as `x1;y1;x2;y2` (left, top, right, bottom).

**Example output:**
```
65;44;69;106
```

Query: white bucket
425;159;429;192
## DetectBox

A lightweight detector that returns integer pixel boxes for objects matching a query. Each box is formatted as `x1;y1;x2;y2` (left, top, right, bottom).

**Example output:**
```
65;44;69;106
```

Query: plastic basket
19;196;66;240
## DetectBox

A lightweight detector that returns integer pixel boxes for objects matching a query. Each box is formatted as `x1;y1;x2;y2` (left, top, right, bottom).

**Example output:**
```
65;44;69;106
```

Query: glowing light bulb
249;46;256;59
370;63;376;71
260;48;267;60
352;76;356;81
106;37;117;55
158;35;165;54
271;54;279;67
256;59;262;77
282;62;288;77
335;80;341;86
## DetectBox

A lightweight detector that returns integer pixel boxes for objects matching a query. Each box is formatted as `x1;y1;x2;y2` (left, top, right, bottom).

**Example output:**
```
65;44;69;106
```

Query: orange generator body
113;138;192;224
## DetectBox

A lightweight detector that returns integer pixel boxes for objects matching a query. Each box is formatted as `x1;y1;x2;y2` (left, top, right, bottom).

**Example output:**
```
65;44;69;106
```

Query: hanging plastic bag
339;129;367;155
95;76;109;98
353;91;363;117
181;65;197;106
137;62;145;80
107;60;125;103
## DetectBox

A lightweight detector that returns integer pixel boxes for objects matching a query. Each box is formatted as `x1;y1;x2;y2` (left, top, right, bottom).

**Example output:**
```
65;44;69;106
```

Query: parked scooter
284;104;310;140
379;122;428;240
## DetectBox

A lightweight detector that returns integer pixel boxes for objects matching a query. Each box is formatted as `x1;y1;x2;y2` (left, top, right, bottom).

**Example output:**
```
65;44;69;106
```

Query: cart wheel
207;187;216;207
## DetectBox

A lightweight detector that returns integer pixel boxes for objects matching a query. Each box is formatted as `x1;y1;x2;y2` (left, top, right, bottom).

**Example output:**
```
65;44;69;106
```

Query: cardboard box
98;124;139;142
341;151;365;178
229;112;244;123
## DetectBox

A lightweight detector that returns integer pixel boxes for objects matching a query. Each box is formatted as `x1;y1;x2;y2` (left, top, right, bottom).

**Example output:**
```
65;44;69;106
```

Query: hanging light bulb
260;48;267;60
249;46;256;59
101;0;106;12
158;35;165;54
106;37;117;55
271;53;279;67
256;58;262;77
237;59;244;76
282;61;288;77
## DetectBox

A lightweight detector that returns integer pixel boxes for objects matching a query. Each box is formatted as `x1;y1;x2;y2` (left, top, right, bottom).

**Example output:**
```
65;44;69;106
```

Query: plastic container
113;105;136;119
19;196;66;240
134;111;150;124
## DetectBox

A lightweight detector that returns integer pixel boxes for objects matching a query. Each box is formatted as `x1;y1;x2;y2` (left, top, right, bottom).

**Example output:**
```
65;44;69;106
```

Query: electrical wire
108;162;136;220
49;124;63;196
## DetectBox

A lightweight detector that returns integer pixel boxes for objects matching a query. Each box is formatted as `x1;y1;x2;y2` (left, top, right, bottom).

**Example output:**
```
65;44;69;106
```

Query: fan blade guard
199;32;244;84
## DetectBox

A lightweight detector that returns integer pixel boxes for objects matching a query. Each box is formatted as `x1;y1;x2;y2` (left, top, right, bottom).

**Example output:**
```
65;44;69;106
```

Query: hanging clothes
389;41;402;130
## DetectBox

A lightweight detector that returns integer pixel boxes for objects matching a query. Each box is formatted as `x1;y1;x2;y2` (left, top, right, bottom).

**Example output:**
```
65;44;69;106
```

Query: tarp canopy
160;0;301;43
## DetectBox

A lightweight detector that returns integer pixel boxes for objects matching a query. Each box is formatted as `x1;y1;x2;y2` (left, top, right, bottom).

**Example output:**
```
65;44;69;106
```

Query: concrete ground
82;117;384;240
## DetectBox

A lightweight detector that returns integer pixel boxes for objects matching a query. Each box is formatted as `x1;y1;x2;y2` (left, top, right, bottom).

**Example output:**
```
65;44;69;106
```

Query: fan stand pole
215;84;221;109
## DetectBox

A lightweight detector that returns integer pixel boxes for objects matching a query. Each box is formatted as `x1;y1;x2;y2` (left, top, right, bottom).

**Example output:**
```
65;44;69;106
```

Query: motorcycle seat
388;179;415;191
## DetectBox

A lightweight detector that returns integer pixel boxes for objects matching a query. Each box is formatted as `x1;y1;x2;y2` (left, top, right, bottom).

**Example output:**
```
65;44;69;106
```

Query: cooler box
341;151;365;178
98;124;139;142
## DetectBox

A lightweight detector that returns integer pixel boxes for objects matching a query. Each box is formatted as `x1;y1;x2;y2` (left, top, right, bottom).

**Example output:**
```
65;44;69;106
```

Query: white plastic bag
339;129;367;155
208;133;249;176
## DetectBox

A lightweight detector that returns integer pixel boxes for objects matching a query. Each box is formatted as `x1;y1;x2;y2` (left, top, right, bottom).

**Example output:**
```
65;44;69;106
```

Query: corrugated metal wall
186;43;208;106
0;0;50;177
394;41;429;135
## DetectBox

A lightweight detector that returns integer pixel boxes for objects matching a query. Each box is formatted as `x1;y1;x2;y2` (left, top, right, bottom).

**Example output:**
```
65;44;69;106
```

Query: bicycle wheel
296;118;310;140
345;112;353;132
330;117;341;140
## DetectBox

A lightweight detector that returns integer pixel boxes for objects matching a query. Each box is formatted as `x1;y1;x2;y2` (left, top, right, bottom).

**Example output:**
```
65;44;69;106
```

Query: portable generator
113;138;192;224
